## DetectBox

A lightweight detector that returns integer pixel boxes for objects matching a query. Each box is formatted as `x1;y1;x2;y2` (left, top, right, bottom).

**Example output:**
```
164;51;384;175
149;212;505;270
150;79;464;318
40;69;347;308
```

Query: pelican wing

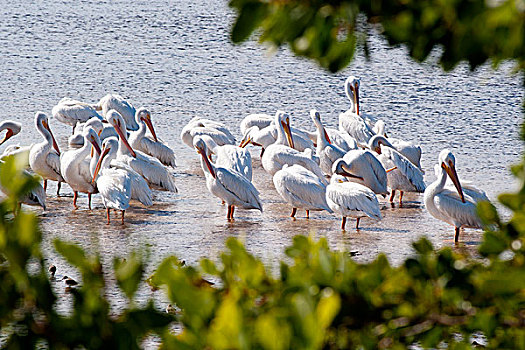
139;137;177;168
434;189;483;228
110;159;154;206
382;146;426;192
215;146;252;181
240;114;273;135
124;153;178;193
327;183;381;220
339;112;375;146
274;166;331;212
46;152;62;177
97;168;131;210
216;168;262;211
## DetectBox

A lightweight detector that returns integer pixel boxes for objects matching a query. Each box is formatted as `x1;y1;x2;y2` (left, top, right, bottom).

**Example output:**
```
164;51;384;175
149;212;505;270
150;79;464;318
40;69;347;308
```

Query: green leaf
231;2;267;43
114;252;144;301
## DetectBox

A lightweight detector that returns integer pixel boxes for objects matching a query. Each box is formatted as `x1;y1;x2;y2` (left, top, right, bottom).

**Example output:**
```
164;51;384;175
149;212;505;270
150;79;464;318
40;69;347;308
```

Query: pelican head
106;109;137;157
35;112;60;155
136;107;158;142
194;138;216;178
310;109;331;144
275;110;294;148
332;159;364;180
344;76;360;115
439;149;465;203
0;120;22;146
83;117;104;136
368;135;393;155
84;127;102;155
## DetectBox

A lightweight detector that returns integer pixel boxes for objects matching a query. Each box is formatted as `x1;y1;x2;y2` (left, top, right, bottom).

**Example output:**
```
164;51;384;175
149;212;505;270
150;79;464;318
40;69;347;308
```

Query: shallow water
1;0;523;327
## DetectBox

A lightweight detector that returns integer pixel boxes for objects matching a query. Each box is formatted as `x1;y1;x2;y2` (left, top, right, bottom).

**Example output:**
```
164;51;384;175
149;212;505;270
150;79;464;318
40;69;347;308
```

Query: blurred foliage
1;144;525;348
228;0;525;72
0;155;172;349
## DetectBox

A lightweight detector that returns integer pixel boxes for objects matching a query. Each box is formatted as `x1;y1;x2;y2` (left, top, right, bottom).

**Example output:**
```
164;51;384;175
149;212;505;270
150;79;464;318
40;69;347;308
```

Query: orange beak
114;120;136;157
197;146;216;178
43;120;60;155
281;119;294;149
143;115;158;142
0;129;14;146
92;146;111;183
443;162;465;203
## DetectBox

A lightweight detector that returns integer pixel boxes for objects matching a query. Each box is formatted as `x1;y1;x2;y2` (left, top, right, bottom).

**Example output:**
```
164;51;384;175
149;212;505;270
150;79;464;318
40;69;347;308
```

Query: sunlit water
1;0;523;338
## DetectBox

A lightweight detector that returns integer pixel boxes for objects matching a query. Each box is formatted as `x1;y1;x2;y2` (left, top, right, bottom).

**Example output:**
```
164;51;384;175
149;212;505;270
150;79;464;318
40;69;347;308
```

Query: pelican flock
0;76;491;243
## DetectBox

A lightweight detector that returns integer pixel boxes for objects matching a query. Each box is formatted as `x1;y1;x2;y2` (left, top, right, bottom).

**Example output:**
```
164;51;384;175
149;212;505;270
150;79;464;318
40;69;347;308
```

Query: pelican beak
115;120;136;157
92;146;111;183
443;162;465;203
0;129;14;146
323;128;331;144
143;115;158;142
197;146;216;178
239;136;249;148
386;166;397;173
42;120;61;155
354;83;360;115
340;164;364;180
89;137;101;155
281;119;294;149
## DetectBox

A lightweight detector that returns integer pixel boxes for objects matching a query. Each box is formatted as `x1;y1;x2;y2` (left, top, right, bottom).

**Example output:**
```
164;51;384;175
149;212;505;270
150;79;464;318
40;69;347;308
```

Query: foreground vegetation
0;152;524;348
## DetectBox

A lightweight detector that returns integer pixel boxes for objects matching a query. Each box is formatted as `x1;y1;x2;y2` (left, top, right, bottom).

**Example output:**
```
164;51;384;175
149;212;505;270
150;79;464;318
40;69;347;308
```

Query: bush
1;151;524;349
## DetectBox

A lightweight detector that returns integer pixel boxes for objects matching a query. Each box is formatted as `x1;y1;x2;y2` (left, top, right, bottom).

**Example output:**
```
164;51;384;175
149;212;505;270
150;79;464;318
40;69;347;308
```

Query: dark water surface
1;0;523;332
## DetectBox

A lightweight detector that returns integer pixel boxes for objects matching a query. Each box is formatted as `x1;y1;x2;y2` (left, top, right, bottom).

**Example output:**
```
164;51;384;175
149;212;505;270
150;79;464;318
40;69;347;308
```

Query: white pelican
273;164;332;218
424;149;489;242
337;151;389;196
91;138;132;224
306;127;357;152
95;94;139;131
311;109;347;176
181;117;236;149
107;110;178;192
197;135;252;181
261;111;326;182
240;119;315;154
128;108;177;168
326;174;381;230
29;112;64;196
96;138;153;207
60;128;101;209
0;121;22;147
194;138;262;220
369;135;426;203
373;120;422;170
338;76;376;147
239;113;273;135
52;97;103;132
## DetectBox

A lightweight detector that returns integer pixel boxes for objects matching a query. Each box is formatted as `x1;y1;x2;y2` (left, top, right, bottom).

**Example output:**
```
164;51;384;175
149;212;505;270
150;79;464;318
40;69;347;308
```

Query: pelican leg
389;190;396;203
73;191;78;209
106;208;110;224
341;217;346;230
290;208;297;218
260;148;265;157
88;193;92;210
399;191;404;204
56;181;62;196
230;205;235;220
121;210;125;224
306;210;310;219
43;179;47;192
454;227;460;243
227;205;232;220
356;217;361;229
